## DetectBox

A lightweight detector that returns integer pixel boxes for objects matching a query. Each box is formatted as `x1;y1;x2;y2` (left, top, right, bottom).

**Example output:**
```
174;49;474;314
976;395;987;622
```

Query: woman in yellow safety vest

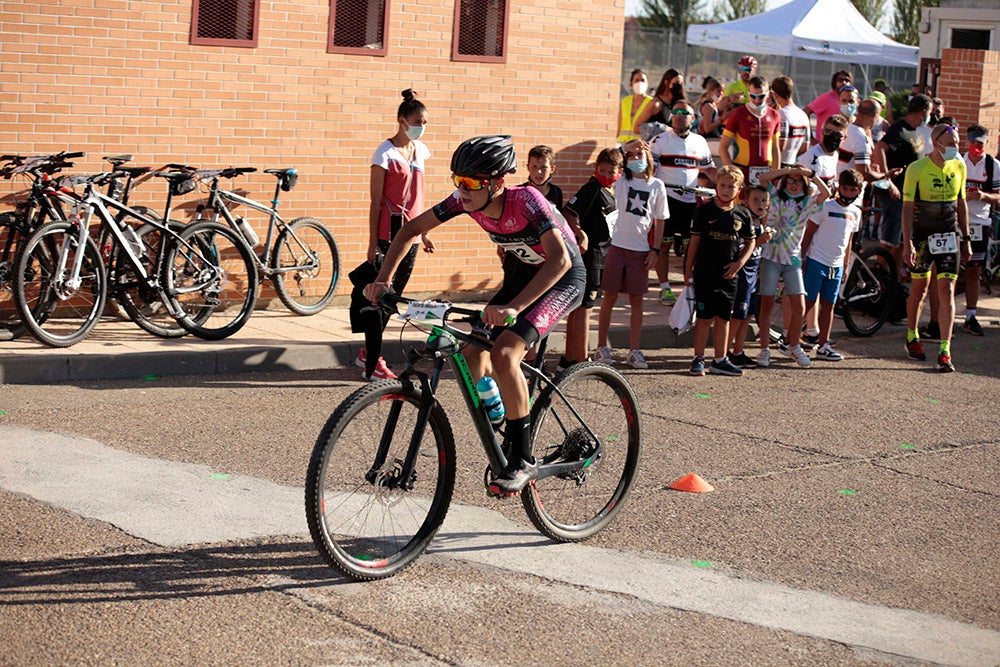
617;68;653;145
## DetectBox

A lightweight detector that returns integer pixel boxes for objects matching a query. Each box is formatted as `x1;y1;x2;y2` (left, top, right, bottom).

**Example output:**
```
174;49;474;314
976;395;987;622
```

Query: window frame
451;0;510;64
190;0;260;48
327;0;391;57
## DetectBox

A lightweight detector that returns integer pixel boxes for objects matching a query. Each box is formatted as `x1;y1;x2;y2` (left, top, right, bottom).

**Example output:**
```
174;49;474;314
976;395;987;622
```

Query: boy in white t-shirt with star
799;168;864;361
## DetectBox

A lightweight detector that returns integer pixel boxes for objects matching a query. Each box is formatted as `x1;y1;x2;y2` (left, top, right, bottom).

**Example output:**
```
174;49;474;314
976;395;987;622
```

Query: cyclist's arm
366;208;443;300
368;165;387;262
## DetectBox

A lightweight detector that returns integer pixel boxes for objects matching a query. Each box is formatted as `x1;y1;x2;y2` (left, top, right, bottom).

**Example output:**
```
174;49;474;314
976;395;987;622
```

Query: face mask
632;81;648;96
968;144;985;159
403;121;425;141
749;101;767;115
627;159;647;174
941;145;959;161
783;189;805;200
922;115;931;128
594;171;619;188
840;103;857;117
822;134;843;153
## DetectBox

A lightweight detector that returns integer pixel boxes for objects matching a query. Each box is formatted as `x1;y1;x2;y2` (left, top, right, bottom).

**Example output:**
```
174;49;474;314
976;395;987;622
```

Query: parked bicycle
306;293;642;581
839;239;899;337
13;168;259;347
190;167;340;315
0;151;83;339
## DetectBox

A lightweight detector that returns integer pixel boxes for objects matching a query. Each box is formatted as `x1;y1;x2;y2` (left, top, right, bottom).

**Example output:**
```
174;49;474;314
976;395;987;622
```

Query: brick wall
0;0;625;295
937;48;1000;152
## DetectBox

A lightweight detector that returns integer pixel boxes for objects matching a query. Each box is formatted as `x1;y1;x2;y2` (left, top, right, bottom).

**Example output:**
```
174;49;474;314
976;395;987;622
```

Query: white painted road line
2;424;999;667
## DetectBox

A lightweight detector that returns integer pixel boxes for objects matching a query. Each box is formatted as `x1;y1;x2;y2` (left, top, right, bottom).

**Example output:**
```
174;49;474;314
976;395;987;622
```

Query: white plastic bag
667;286;696;335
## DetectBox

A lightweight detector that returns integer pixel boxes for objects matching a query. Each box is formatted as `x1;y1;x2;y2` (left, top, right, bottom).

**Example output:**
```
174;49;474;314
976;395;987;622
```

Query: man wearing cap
725;55;757;108
866;91;891;143
901;123;970;372
872;79;894;124
960;125;1000;335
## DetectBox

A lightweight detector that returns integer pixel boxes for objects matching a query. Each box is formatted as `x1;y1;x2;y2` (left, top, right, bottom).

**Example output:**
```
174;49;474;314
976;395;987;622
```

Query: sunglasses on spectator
740;66;753;72
452;174;489;191
748;93;767;100
671;109;693;116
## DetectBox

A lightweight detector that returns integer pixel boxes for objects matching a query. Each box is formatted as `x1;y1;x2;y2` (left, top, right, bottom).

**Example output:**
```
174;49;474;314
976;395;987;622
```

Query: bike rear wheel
0;214;30;340
15;221;107;347
842;246;897;337
523;361;642;542
162;221;259;340
114;221;196;338
271;216;340;315
306;380;456;581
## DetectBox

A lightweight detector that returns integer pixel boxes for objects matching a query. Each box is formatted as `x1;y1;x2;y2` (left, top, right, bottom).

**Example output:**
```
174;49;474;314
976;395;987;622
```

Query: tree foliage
636;0;710;31
892;0;938;46
849;0;890;31
711;0;768;23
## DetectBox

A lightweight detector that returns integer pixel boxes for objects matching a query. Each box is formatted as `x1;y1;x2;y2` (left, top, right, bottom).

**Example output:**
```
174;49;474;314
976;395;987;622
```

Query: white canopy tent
685;0;918;68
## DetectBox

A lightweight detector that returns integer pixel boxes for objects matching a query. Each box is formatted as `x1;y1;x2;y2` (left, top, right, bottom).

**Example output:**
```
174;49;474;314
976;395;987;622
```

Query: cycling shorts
487;259;585;347
967;225;990;267
911;237;959;280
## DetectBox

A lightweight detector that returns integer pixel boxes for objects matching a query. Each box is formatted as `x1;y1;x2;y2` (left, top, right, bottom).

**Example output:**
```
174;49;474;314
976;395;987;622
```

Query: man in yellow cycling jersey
901;123;971;372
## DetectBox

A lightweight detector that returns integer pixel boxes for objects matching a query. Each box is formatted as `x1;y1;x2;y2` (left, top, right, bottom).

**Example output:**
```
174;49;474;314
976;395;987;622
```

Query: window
190;0;259;48
328;0;389;56
452;0;508;63
950;28;991;50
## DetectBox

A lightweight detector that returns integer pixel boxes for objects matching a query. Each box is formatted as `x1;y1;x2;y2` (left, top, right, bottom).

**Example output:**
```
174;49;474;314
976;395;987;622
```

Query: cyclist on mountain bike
364;135;585;496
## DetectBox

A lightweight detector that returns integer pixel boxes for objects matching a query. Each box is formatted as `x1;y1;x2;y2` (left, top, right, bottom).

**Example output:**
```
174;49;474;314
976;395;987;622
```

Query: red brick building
0;0;625;294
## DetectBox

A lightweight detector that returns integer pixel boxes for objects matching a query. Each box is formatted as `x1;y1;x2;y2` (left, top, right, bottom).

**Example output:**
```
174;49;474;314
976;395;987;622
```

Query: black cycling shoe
488;458;538;497
919;320;941;341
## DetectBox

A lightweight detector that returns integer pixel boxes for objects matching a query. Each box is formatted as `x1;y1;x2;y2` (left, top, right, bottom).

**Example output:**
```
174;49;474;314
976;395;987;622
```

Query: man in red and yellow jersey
719;76;781;187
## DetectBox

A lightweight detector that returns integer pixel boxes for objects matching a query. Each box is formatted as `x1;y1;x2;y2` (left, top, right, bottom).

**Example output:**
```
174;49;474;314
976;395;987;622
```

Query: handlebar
364;290;514;327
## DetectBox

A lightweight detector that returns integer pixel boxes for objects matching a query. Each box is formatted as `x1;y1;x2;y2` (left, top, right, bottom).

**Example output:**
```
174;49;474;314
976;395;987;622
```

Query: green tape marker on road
927;398;940;404
141;375;159;381
900;444;916;450
694;393;712;399
210;473;232;480
691;560;712;568
837;489;857;496
0;411;7;416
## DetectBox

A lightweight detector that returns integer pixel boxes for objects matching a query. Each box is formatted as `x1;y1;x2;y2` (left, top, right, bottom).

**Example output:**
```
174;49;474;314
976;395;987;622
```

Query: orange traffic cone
668;473;715;493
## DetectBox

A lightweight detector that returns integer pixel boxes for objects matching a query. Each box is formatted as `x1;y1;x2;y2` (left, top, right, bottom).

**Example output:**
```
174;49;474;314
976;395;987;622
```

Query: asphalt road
1;327;999;666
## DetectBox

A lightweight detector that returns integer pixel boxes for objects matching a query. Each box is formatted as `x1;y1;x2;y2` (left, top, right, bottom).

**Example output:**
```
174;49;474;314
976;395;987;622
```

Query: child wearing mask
595;142;667;369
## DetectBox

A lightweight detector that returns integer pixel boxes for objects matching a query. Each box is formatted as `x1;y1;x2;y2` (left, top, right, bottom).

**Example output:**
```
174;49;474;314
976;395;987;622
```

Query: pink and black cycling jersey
432;185;583;267
431;185;584;341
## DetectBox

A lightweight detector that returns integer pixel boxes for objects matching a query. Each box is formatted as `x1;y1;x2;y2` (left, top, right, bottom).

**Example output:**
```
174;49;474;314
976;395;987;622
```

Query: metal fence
621;26;917;104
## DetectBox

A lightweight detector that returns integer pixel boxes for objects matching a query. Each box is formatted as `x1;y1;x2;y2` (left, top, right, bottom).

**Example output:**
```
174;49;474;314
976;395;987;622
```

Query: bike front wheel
842;246;897;337
271;216;340;315
162;221;259;340
0;214;30;340
15;221;107;348
523;361;642;542
306;380;456;581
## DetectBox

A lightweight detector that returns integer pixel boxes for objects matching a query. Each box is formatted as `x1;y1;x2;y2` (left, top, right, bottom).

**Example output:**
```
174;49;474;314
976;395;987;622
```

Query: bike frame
374;298;603;491
203;178;318;278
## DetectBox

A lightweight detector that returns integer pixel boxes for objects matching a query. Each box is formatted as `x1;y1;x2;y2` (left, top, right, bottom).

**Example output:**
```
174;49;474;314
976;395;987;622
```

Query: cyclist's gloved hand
363;282;391;304
480;305;517;327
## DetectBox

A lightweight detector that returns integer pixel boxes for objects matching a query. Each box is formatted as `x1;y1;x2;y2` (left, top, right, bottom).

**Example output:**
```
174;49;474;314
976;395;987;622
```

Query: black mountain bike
306;293;642;581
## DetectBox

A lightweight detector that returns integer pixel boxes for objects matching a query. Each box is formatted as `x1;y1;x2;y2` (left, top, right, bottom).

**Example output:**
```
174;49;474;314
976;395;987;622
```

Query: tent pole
683;42;690;92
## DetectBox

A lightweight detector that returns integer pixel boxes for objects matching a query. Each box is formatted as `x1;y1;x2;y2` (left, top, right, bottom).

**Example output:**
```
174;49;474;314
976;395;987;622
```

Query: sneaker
354;347;367;369
689;355;706;376
963;316;984;336
919;320;940;341
800;333;819;351
361;356;397;380
488;458;539;497
776;336;789;355
627;349;649;369
905;339;926;361
937;352;955;373
814;343;843;361
709;357;744;376
728;351;757;368
594;345;614;364
789;344;812;367
659;287;677;306
756;348;771;367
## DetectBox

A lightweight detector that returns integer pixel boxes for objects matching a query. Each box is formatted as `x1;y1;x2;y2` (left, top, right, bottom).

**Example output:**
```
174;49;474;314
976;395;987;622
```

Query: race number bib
969;225;985;242
749;166;768;185
927;232;958;255
498;241;545;265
